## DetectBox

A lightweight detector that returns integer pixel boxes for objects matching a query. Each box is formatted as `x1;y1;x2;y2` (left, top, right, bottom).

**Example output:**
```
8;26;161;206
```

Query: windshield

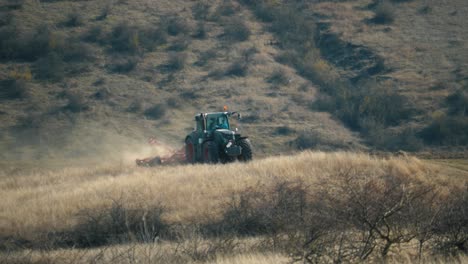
206;114;230;131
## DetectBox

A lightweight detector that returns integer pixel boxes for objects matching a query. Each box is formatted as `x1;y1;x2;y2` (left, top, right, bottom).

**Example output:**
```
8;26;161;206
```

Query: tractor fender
236;136;249;141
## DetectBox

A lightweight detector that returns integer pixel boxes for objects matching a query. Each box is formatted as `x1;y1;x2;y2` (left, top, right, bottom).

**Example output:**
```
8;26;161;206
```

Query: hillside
1;0;466;162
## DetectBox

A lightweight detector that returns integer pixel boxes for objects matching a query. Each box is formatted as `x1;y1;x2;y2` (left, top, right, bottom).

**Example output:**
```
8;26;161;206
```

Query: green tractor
185;111;253;163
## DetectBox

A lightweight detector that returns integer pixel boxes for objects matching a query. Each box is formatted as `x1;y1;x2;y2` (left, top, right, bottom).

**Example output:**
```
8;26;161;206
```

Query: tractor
185;111;252;163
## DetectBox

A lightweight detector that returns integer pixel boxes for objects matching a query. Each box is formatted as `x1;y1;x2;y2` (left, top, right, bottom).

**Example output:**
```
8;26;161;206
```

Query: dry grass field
1;0;467;263
1;151;467;263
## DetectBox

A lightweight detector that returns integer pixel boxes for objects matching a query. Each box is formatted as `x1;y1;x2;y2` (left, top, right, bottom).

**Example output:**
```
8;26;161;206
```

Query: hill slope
0;0;467;161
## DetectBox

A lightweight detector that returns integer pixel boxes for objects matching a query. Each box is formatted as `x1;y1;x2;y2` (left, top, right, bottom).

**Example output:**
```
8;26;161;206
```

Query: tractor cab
195;112;239;132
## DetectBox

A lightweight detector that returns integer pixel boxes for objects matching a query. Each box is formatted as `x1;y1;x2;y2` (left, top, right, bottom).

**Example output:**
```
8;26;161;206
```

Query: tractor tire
237;139;253;162
203;141;219;164
185;138;195;164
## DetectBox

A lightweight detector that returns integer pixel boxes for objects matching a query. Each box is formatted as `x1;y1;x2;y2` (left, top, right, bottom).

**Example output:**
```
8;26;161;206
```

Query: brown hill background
1;0;467;163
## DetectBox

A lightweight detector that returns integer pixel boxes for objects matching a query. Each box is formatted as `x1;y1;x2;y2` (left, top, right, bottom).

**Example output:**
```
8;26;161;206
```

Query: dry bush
82;25;104;43
69;199;167;247
274;126;294;136
165;52;187;71
195;50;216;67
162;15;190;36
63;91;88;113
419;114;468;145
96;5;111;21
293;130;350;150
267;69;290;87
446;90;468;116
192;2;210;20
222;18;250;42
216;1;237;17
110;23;140;53
193;21;207;39
33;52;66;81
108;56;139;73
360;120;423;151
139;26;167;51
168;36;190;51
144;104;167;120
64;10;84;27
432;184;468;255
372;2;395;24
225;60;248;77
0;79;28;100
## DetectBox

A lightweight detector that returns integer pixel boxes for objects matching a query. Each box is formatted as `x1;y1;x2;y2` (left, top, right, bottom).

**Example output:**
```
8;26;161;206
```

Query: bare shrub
0;79;28;100
372;2;395;24
82;25;104;43
193;21;207;39
144;104;167;120
166;52;187;71
96;5;111;21
162;16;190;36
318;168;439;260
168;36;190;51
446;90;468;116
192;2;210;20
140;26;167;51
64;10;84;27
15;24;53;61
64;91;88;113
5;0;24;10
110;23;140;53
267;69;289;87
216;2;237;17
70;199;167;247
222;18;250;42
293;130;349;150
433;185;468;255
62;40;94;62
108;56;139;73
225;60;248;77
274;126;294;136
419;114;468;145
195;50;216;67
127;100;142;113
33;52;65;81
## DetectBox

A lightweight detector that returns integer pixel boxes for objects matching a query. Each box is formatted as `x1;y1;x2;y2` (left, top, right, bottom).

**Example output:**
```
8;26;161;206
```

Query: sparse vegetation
372;2;396;24
108;56;139;73
166;52;187;71
64;10;84;27
0;79;28;100
222;17;250;42
144;104;167;120
162;15;190;36
192;2;210;21
225;60;248;77
64;91;88;113
267;69;289;87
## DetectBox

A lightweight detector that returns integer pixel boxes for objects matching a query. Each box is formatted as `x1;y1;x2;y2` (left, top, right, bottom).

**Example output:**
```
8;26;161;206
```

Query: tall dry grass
0;152;462;240
0;151;467;263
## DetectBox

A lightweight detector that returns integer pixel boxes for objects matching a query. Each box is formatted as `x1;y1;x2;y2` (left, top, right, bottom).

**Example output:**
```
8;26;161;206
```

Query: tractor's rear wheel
185;138;195;164
203;141;219;164
237;139;253;162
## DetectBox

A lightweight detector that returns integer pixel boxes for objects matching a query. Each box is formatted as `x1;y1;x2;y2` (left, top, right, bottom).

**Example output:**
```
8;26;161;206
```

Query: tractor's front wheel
203;141;219;164
237;139;253;162
185;138;195;164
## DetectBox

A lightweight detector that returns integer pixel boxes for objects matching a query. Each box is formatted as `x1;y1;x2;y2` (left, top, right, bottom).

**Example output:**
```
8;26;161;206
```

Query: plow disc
135;138;186;167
